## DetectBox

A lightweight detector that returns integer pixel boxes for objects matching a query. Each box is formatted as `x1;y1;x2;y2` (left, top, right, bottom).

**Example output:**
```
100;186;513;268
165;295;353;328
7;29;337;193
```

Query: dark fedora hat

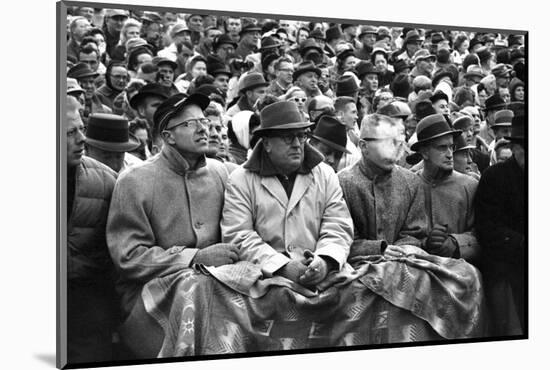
311;115;351;154
153;93;211;132
299;38;324;57
413;99;436;120
412;49;436;64
411;113;462;151
238;72;269;94
491;63;513;78
503;110;525;142
207;61;232;78
355;60;379;80
239;23;262;36
129;83;171;110
85;113;141;152
309;29;326;41
141;11;162;23
335;75;359;97
476;47;492;64
68;62;99;80
358;25;378;38
260;36;282;51
293;61;321;81
256;101;314;133
336;48;355;62
213;33;237;50
393;59;411;74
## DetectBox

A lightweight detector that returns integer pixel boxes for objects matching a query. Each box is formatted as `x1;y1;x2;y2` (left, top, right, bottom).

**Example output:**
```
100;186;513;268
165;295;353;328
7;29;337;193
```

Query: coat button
195;221;203;229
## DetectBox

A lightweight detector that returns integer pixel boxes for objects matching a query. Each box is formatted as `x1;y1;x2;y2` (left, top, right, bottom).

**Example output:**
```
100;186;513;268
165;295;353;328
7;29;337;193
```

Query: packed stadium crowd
64;6;526;366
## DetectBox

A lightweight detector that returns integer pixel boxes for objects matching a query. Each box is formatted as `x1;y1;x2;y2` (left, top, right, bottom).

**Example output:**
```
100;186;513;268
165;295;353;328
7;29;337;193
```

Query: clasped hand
192;243;240;266
277;250;328;288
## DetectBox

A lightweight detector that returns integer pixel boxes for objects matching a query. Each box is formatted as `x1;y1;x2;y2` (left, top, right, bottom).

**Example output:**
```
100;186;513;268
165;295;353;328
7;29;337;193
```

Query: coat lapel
287;172;313;214
260;176;288;208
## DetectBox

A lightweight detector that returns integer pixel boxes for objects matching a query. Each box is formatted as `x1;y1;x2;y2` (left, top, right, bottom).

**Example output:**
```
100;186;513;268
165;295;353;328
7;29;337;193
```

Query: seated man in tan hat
107;93;239;357
410;113;480;263
84;113;143;173
308;115;351;172
222;100;353;286
226;72;268;117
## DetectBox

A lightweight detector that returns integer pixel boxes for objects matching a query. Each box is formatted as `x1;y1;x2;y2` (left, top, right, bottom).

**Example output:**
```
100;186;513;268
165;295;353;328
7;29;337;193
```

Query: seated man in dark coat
474;110;526;336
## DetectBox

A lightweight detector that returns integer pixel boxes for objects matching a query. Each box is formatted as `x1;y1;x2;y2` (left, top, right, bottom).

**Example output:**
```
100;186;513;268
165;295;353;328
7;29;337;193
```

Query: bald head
307;95;335;122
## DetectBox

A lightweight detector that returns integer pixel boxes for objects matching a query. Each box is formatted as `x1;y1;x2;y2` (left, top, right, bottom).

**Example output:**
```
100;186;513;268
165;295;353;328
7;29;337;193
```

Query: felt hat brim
311;134;351;154
85;134;141;153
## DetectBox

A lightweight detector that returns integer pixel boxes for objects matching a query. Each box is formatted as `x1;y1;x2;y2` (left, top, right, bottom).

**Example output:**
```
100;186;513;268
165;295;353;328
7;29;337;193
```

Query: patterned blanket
141;254;487;357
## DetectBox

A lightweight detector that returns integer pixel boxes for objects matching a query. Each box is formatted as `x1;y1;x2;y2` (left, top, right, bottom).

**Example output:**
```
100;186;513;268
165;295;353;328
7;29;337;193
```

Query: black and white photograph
55;0;530;368
7;0;536;368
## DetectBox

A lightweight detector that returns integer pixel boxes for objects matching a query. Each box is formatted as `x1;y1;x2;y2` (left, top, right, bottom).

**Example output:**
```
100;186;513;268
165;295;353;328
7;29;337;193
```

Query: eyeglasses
278;68;294;73
166;118;211;131
275;131;309;145
291;97;307;103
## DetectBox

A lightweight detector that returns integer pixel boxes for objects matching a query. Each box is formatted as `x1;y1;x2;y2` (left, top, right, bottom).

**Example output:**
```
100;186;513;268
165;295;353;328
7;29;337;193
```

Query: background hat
335;75;359;96
464;65;486;79
260;36;282;51
404;30;424;45
503;110;525;141
170;24;191;39
299;38;324;57
355;61;379;80
325;25;343;42
311;115;351;154
153;57;178;70
239;23;262;36
129;83;171;110
125;37;151;53
453;134;476;153
411;113;462;151
208;61;232;78
491;63;513;78
105;9;129;18
213;33;237;50
238;72;269;93
393;59;411;74
336;48;355;62
309;29;326;41
140;11;162;23
256;101;314;133
293;61;321;81
493;109;514;127
413;99;437;120
358;25;378;38
412;49;436;64
476;47;493;64
377;26;392;40
484;94;506;112
67;77;85;94
68;62;99;80
85;113;140;152
412;75;432;91
153;93;211;132
195;84;226;101
452;115;474;130
341;24;356;30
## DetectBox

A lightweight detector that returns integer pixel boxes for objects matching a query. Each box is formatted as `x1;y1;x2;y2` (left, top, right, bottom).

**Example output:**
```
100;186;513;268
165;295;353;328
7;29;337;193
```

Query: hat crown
356;61;378;78
86;113;130;144
415;113;457;144
336;75;359;96
261;36;281;49
452;115;474;130
68;62;97;79
259;101;308;130
239;72;268;92
313;115;348;149
494;109;514;124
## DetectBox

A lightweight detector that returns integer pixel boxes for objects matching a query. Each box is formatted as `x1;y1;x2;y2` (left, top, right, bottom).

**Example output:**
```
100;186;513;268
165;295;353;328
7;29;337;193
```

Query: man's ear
137;105;146;117
262;137;272;153
161;130;175;145
419;146;429;161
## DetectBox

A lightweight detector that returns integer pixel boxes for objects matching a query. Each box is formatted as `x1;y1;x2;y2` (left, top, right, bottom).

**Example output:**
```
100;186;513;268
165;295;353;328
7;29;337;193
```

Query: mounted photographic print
57;0;528;368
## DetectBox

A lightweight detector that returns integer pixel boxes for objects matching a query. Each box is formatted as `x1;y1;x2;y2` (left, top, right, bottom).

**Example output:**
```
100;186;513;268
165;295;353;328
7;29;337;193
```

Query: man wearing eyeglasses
338;113;427;258
266;57;294;97
410;113;480;263
107;93;239;357
65;95;118;363
222;101;353;290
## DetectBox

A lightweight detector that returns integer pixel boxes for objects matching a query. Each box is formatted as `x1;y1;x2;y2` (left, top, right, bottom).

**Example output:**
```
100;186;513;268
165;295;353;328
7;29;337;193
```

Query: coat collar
161;144;207;175
243;140;324;176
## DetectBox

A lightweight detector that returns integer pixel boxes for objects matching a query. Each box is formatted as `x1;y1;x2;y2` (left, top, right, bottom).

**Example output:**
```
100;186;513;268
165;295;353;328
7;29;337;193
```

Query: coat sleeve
314;168;353;270
106;170;198;284
450;180;480;263
221;170;290;277
395;174;428;247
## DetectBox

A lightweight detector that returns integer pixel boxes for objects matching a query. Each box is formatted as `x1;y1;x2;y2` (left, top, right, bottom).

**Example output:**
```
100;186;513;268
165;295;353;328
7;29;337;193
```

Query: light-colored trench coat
221;143;354;277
